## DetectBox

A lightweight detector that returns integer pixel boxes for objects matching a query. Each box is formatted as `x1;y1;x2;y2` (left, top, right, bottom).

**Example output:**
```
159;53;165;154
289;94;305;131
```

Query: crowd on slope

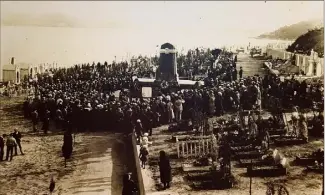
20;49;323;137
1;47;323;195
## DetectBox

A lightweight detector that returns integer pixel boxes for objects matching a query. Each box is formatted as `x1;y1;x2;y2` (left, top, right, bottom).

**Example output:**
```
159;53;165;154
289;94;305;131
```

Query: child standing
139;145;149;169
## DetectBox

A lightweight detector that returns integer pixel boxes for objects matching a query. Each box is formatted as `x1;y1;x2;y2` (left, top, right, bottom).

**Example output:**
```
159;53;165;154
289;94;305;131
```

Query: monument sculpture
133;43;204;97
156;43;178;82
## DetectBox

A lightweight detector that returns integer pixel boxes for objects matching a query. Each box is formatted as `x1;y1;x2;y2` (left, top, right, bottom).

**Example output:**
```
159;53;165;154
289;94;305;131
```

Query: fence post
185;142;189;157
182;142;185;158
177;143;180;158
194;142;197;157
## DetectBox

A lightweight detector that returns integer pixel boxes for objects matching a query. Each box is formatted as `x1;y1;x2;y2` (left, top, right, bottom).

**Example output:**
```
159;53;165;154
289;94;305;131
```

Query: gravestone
156;43;178;82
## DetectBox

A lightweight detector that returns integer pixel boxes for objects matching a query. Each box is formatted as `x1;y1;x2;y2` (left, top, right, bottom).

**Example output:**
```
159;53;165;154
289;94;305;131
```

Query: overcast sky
1;1;323;33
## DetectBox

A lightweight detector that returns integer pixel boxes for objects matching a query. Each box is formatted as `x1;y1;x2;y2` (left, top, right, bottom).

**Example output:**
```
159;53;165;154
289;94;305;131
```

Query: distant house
1;57;48;84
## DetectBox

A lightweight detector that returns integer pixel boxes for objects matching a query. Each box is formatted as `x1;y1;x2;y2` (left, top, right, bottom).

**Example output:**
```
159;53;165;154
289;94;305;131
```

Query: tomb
247;166;287;177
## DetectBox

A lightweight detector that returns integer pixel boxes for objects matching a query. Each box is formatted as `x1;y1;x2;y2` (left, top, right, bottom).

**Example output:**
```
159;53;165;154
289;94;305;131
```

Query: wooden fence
177;135;217;158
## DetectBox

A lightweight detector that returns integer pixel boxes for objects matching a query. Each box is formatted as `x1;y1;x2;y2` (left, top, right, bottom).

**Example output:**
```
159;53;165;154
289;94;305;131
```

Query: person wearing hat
239;66;243;79
135;119;143;139
122;172;138;195
6;133;17;161
13;128;24;155
215;91;224;116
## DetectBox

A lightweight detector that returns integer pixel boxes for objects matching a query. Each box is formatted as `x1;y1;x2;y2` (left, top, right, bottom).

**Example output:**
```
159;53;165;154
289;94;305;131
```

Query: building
1;57;49;84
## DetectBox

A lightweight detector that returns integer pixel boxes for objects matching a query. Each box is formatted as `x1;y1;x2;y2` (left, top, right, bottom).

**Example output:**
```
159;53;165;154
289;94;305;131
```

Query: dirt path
57;133;127;195
0;97;129;195
236;53;266;77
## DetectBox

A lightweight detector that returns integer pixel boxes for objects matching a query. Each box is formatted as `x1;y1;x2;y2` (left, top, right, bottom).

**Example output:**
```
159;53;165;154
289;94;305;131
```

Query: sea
1;26;292;67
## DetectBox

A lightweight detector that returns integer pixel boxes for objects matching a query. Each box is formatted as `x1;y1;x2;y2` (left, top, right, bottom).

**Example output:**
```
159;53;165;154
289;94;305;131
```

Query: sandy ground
0;97;128;195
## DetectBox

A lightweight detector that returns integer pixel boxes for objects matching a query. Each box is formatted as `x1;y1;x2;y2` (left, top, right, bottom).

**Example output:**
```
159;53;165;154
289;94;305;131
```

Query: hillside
287;28;324;58
257;19;323;40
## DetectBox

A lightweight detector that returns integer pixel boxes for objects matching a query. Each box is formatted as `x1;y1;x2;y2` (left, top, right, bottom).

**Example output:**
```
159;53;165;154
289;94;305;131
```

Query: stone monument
156;43;178;82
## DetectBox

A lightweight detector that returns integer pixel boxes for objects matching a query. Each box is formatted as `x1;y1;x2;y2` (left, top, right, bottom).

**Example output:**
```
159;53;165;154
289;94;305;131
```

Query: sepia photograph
0;1;324;195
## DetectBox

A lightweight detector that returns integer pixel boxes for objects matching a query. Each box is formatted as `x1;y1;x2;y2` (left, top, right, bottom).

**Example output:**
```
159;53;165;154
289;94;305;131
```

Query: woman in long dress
166;98;174;123
158;150;172;189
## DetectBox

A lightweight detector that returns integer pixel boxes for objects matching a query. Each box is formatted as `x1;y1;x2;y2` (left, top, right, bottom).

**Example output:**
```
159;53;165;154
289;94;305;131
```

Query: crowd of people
20;48;323;138
1;47;322;193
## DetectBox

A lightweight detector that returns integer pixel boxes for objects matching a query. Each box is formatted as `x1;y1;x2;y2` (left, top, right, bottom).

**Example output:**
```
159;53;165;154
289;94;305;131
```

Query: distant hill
1;13;81;27
0;13;125;28
257;19;323;40
287;28;324;58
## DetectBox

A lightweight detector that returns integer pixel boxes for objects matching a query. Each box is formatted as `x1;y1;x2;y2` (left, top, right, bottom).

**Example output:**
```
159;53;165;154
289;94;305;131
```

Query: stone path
236;53;266;77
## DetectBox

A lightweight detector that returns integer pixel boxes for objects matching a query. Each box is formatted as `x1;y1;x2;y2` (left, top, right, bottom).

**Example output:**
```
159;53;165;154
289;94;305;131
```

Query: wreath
161;80;169;89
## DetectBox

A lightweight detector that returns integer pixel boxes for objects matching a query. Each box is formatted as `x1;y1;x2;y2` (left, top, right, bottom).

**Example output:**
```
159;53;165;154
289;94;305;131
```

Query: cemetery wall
131;133;146;195
266;48;324;77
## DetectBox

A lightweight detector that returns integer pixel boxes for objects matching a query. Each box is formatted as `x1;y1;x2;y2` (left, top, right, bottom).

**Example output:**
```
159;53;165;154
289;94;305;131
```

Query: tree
287;28;324;57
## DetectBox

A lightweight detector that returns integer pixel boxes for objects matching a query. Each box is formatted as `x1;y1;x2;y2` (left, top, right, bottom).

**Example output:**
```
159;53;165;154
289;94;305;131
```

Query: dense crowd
20;48;323;139
1;47;323;195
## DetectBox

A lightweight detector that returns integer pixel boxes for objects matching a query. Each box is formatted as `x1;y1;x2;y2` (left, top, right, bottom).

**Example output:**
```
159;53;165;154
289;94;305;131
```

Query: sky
1;1;324;34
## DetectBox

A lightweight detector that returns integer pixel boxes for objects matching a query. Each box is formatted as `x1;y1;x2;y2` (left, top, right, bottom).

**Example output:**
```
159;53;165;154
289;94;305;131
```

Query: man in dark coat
233;68;238;81
62;129;73;167
13;128;24;155
42;109;50;134
31;110;39;132
159;150;172;189
6;134;17;161
0;134;4;161
239;67;243;79
122;173;138;195
23;99;30;118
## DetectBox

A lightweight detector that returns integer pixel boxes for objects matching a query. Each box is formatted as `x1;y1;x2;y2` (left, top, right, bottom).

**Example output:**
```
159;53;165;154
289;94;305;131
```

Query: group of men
0;129;24;162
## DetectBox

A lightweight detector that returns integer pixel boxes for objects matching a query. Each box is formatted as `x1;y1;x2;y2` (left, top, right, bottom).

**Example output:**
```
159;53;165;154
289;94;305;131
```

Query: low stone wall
265;48;324;77
131;133;146;195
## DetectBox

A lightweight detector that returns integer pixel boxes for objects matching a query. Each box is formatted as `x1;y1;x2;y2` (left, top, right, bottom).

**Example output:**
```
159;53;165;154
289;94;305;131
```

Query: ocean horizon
1;26;292;67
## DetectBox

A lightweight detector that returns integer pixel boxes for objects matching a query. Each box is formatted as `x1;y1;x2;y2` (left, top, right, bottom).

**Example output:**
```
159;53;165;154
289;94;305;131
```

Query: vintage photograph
0;1;324;195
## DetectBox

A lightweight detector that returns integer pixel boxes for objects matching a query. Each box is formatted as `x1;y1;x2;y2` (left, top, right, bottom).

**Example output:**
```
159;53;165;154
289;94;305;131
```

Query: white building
1;57;50;84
